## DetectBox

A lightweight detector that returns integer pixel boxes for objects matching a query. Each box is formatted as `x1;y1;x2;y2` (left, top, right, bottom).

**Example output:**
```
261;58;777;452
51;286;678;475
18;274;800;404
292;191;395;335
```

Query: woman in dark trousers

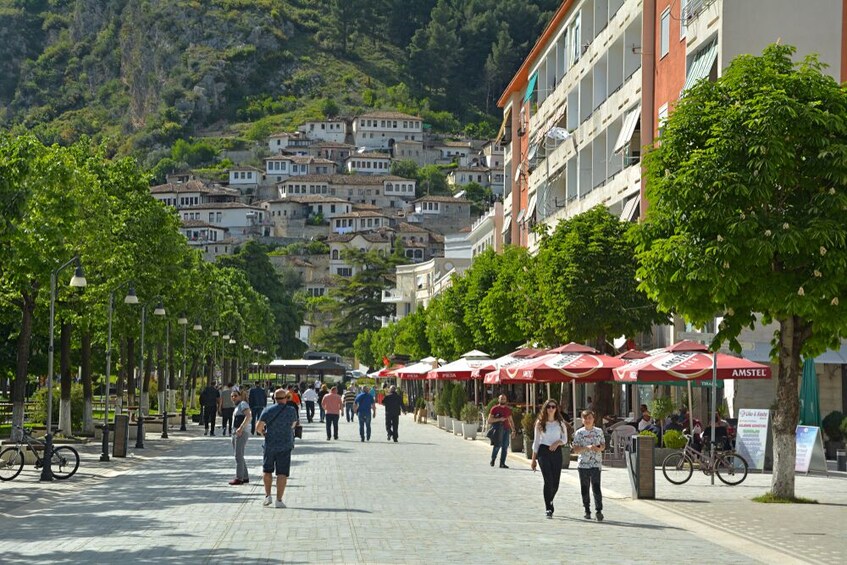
530;399;569;518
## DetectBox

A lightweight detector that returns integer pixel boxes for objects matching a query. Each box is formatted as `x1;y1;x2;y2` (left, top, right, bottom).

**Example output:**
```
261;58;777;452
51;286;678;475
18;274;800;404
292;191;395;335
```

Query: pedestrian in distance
248;382;267;435
572;409;605;521
321;386;343;440
318;384;329;423
381;385;405;442
229;390;252;485
530;399;569;518
199;381;220;436
343;386;357;422
487;394;514;468
220;382;235;435
354;385;377;442
287;385;301;412
257;389;299;508
302;387;318;423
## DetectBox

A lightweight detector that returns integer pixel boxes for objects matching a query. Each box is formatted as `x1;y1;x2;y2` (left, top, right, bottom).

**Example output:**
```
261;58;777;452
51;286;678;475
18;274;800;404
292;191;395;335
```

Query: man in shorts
256;389;299;508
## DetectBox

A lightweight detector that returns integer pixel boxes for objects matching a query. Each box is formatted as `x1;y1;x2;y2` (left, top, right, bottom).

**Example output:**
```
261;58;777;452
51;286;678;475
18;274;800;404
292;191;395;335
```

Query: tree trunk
167;337;176;411
12;289;37;441
221;354;228;385
124;336;133;408
81;330;94;435
189;356;199;409
592;335;613;424
141;347;154;415
771;316;807;498
59;321;73;436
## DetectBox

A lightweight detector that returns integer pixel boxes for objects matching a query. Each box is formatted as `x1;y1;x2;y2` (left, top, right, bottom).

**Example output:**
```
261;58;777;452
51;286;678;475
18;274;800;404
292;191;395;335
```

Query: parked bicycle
0;425;80;481
662;433;748;486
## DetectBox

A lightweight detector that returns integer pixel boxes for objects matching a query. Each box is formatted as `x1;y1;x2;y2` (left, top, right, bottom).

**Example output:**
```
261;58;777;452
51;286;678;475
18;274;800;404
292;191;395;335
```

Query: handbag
294;423;303;439
486;424;502;445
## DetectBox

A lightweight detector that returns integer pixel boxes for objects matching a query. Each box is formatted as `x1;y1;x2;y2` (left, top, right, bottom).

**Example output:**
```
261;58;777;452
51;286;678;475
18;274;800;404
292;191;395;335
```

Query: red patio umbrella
615;349;650;361
393;361;435;380
426;357;491;381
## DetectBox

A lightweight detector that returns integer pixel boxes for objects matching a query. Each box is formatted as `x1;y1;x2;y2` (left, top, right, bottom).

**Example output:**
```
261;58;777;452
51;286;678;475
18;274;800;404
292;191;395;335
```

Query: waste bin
113;414;129;458
626;435;655;499
837;450;846;472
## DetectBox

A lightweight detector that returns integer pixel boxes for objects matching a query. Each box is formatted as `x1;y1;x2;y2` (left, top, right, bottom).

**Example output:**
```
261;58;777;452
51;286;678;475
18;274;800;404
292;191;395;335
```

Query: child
572;409;605;521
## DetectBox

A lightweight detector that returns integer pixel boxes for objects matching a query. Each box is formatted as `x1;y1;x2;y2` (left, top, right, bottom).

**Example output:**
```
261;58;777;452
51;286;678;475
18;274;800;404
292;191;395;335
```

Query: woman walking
530;399;569;518
229;390;252;485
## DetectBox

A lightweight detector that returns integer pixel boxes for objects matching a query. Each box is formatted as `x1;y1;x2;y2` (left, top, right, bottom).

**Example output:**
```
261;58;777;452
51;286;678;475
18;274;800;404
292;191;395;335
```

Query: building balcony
381;288;407;304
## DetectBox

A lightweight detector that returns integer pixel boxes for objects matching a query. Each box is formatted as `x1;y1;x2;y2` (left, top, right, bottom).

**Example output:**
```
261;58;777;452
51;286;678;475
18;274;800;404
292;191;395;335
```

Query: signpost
795;425;828;475
677;331;719;485
735;408;770;470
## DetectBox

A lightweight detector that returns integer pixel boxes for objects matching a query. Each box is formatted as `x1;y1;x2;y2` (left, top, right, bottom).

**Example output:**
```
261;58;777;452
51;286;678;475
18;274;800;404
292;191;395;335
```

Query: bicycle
661;434;748;486
0;425;80;481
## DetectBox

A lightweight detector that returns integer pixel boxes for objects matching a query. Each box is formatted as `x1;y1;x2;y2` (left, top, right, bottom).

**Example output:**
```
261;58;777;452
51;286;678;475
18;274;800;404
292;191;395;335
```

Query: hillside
0;0;558;172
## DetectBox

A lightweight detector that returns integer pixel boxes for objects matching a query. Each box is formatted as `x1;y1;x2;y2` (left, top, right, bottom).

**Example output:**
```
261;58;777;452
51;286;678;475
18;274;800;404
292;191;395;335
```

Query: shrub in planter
450;385;466;421
662;429;687;449
639;429;658;442
522;412;536;459
650;396;675;434
822;411;844;442
510;407;524;452
461;402;479;424
33;382;84;431
841;416;847;440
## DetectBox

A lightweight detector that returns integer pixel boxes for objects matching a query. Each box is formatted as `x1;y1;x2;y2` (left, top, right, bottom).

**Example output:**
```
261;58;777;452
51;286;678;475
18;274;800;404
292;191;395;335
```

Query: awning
620;195;640;222
515;208;525;224
502;214;512;234
683;39;718;92
526;194;537;221
527;142;539;163
524;72;538;103
494;109;511;145
613;106;641;154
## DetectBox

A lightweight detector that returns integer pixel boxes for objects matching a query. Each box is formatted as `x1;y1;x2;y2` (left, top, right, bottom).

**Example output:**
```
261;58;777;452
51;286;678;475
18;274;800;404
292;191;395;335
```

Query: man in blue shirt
257;389;299;508
354;385;378;442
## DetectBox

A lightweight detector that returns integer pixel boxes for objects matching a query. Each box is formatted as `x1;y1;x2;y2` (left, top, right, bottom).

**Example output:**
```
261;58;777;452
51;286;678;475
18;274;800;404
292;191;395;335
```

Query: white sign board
795;425;828;474
735;409;770;470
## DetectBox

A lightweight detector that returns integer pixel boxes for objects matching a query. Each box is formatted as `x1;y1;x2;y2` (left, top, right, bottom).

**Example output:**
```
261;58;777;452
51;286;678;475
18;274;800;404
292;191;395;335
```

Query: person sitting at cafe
702;412;730;450
637;411;659;433
665;414;683;432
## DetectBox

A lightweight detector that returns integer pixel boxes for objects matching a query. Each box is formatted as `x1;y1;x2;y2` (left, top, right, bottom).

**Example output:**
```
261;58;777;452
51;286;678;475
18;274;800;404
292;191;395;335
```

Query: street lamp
161;316;170;439
221;334;230;385
101;282;138;462
177;314;188;432
42;256;87;481
137;296;165;449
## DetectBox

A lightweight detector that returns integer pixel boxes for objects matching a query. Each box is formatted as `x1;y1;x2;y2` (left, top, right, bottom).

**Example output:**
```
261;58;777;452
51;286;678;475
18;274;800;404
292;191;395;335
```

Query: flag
382;356;390;367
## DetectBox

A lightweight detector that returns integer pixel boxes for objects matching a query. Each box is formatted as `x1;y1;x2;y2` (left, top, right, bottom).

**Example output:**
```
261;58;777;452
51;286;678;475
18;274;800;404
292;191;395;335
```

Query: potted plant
451;385;466;435
822;410;844;459
441;382;454;431
461;402;479;440
522;411;535;459
414;396;427;423
657;428;687;464
435;388;449;429
650;396;674;437
561;441;572;469
510;406;524;452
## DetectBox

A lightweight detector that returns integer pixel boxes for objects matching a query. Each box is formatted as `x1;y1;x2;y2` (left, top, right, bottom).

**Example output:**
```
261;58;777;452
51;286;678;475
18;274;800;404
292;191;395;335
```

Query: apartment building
352;111;424;150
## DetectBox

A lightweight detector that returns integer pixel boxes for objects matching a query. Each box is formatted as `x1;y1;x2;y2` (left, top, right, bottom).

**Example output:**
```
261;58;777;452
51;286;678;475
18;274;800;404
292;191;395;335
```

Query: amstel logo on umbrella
655;352;711;379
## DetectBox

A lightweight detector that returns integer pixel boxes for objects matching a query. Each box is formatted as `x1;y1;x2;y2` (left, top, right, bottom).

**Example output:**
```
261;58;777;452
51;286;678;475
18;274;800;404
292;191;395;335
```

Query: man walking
257;389;299;509
199;381;221;436
354;385;377;442
302;387;318;423
487;394;514;468
248;382;267;434
343;386;357;422
321;386;343;440
381;385;405;442
220;382;235;435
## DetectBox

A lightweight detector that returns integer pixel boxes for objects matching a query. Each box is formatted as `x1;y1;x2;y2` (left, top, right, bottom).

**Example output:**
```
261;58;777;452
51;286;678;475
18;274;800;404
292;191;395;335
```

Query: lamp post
137;297;165;449
211;329;219;386
177;314;188;431
161;317;170;439
101;282;138;462
42;256;87;481
221;334;230;385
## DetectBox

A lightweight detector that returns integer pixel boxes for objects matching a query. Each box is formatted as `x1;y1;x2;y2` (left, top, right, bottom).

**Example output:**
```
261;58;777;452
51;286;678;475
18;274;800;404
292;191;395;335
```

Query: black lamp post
101;282;138;462
136;297;165;449
42;257;87;481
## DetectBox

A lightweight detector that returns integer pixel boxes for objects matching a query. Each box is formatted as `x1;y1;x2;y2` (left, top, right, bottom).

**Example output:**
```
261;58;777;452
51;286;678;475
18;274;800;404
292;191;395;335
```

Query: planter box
437;415;446;429
453;419;463;435
462;422;477;440
510;433;523;452
524;441;533;459
654;448;680;467
561;447;572;469
444;417;454;431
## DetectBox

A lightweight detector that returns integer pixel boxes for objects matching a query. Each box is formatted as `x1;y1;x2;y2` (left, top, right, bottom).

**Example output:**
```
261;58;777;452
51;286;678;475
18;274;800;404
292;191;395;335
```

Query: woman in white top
530;399;569;518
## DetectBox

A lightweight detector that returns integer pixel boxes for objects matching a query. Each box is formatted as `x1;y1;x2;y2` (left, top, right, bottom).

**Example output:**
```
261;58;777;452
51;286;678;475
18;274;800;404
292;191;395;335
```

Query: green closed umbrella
799;358;820;426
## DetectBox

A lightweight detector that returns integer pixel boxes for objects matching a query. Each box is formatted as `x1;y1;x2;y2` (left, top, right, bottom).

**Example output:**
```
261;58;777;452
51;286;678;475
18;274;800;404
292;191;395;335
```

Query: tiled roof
358;111;421;121
438;140;473;148
346;152;391;160
181;219;225;229
182;202;263;210
311;142;356;149
415;195;472;204
277;195;349;205
351;203;381;211
150;180;213;194
229;165;262;172
449;167;491;173
334;210;389;219
327;232;391;244
279;174;411;186
396;222;428;233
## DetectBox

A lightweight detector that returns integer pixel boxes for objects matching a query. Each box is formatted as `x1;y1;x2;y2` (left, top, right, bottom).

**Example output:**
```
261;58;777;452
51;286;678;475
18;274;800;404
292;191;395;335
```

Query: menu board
795;425;827;474
735;409;770;470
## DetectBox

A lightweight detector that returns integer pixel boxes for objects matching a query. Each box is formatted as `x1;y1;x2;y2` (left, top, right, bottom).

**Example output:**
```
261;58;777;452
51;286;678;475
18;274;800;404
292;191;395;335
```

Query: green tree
416;165;450;196
390;159;419;180
535;206;665;421
479;246;534;354
635;45;847;499
395;307;431;360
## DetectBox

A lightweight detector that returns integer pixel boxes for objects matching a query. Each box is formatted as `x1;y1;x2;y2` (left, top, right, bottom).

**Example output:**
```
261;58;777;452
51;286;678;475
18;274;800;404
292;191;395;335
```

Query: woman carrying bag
530;399;569;518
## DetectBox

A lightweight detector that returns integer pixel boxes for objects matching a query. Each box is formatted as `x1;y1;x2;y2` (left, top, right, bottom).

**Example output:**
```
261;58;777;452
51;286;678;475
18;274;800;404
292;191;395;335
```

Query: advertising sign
795;425;828;474
735;408;770;470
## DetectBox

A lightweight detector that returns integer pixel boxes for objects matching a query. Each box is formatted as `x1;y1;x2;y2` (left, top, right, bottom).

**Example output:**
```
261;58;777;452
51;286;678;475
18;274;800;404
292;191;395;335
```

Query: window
660;8;670;58
680;0;688;39
331;249;339;260
658;103;669;137
337;267;352;277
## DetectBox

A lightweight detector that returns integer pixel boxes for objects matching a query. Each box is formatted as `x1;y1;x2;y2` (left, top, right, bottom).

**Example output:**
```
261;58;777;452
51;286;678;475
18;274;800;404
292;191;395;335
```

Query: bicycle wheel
0;447;24;481
50;446;80;479
662;452;694;485
715;453;748;486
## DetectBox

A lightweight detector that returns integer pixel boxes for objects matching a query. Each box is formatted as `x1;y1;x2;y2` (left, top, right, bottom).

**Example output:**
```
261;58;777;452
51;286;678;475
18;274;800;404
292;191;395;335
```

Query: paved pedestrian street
0;412;844;564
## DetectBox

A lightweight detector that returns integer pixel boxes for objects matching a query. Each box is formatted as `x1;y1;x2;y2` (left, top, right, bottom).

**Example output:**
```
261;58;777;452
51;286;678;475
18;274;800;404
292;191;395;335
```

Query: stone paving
0;410;844;564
